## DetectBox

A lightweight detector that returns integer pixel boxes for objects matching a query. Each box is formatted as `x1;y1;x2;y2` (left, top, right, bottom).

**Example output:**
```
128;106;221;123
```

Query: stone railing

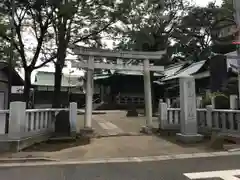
25;108;68;133
196;106;240;134
197;108;207;129
167;108;180;127
0;101;79;152
10;104;69;135
210;108;240;134
159;102;240;136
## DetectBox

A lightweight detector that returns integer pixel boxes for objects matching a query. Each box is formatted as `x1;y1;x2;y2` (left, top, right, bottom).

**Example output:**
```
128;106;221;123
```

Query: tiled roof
162;60;206;81
163;63;185;78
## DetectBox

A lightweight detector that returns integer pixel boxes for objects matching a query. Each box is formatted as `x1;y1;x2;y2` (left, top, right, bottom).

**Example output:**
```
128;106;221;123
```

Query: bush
202;92;229;109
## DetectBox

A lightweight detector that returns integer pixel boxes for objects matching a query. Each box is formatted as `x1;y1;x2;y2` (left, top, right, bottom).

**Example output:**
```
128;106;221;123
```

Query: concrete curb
94;132;145;138
0;151;239;167
0;157;58;163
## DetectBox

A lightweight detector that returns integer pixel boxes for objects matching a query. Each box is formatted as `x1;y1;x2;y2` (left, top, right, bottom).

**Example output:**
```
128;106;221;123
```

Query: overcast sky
194;0;223;7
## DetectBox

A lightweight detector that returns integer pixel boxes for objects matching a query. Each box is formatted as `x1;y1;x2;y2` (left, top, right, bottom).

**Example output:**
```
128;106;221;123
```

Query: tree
116;0;192;64
49;0;160;107
0;7;20;67
210;0;237;53
0;0;56;108
113;0;188;110
118;0;235;63
173;0;237;60
170;2;221;62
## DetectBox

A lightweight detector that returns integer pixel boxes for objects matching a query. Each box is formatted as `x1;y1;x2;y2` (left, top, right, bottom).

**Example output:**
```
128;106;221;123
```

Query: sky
194;0;223;7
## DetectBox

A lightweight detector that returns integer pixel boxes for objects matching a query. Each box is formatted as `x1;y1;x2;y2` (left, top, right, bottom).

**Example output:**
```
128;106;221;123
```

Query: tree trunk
52;41;66;108
24;68;32;109
52;10;69;108
52;63;63;108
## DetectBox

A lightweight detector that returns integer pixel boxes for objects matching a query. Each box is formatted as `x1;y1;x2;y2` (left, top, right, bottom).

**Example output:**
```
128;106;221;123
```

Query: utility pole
233;0;240;108
67;70;74;104
8;0;15;107
6;0;15;133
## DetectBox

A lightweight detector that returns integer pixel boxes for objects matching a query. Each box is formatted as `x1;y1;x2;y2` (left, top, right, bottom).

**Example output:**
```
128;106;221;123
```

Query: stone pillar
141;59;153;134
158;102;168;129
9;101;26;134
69;102;77;135
230;95;238;109
211;97;215;109
196;96;202;108
176;76;203;143
166;98;171;108
84;56;94;129
206;105;213;129
143;59;152;127
80;56;95;135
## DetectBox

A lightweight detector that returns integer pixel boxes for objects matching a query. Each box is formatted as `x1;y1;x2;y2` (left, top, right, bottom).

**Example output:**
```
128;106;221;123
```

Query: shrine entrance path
91;111;158;136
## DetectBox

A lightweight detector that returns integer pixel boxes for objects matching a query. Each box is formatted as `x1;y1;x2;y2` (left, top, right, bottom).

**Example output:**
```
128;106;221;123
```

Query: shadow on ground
23;136;90;152
153;129;234;151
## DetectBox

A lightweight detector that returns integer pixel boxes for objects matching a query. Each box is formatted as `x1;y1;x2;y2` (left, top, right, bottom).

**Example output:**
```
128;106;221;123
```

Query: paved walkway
47;135;214;161
91;111;159;136
0;153;240;180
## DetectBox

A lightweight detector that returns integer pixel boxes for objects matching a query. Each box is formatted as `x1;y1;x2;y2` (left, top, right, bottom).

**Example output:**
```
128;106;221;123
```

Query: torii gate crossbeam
70;45;165;132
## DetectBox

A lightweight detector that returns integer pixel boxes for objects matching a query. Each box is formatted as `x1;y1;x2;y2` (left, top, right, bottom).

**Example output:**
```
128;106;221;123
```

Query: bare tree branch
33;53;57;69
29;9;39;38
14;20;27;69
73;21;114;44
30;22;50;69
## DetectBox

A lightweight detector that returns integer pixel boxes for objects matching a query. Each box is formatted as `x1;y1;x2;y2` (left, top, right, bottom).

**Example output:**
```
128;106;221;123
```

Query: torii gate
70;45;165;132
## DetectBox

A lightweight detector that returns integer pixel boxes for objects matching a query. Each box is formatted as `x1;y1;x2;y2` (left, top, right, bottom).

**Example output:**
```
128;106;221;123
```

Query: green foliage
0;12;20;65
115;0;188;65
202;92;228;108
115;0;237;63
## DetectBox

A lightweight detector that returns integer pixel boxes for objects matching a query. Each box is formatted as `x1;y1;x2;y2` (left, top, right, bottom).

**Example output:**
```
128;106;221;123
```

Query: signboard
11;86;24;93
232;41;240;67
69;44;166;60
74;61;164;72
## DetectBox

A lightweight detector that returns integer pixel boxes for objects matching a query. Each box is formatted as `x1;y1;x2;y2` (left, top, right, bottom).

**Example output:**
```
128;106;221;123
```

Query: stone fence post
211;97;215;109
166;98;171;108
196;96;202;108
9;101;26;134
206;105;213;129
230;95;238;110
69;102;77;135
158;101;168;130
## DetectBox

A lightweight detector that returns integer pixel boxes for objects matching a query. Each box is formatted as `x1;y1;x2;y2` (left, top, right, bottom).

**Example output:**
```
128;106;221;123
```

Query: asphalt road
0;155;240;180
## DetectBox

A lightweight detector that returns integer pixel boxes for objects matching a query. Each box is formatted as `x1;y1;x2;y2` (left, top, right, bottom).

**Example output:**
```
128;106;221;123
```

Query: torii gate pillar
143;59;153;128
84;56;94;129
83;58;154;132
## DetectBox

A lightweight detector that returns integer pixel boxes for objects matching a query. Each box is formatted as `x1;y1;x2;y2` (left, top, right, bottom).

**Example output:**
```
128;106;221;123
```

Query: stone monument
176;76;203;143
